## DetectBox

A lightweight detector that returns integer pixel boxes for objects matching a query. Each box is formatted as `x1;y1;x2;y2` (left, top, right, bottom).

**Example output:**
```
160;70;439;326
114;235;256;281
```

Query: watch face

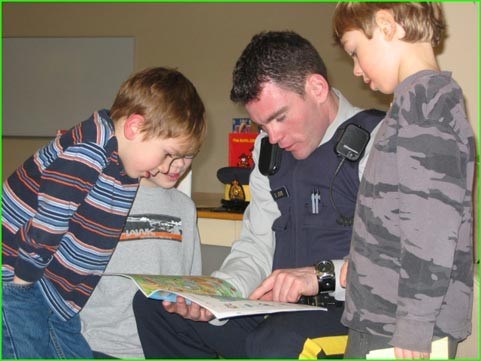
315;260;336;293
316;260;334;274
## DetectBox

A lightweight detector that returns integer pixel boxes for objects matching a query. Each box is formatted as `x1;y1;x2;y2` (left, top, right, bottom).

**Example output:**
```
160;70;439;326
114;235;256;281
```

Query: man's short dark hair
230;31;329;105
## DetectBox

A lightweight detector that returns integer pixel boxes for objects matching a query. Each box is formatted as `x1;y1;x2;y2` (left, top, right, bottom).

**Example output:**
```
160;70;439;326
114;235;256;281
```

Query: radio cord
329;157;354;226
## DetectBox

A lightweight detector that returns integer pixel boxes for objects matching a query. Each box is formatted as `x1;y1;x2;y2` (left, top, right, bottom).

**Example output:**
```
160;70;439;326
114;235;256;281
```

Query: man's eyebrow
264;106;288;124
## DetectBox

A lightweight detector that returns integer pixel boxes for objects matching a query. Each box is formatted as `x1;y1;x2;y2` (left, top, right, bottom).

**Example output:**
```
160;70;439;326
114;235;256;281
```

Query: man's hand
249;267;318;303
162;296;214;322
394;347;430;359
340;260;349;288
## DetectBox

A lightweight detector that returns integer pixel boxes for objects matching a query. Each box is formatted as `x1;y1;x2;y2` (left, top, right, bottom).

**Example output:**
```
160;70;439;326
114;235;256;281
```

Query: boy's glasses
165;153;195;166
154;153;196;175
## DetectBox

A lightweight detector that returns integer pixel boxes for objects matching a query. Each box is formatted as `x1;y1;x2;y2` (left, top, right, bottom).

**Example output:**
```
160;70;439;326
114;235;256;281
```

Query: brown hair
110;67;206;155
333;2;446;48
231;31;329;104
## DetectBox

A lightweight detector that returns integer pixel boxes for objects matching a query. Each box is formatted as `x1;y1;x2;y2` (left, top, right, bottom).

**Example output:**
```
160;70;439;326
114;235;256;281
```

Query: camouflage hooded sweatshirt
342;70;475;353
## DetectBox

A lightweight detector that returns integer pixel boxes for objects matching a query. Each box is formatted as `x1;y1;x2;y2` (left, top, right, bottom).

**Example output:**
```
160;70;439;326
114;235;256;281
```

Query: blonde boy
333;3;475;359
2;67;206;358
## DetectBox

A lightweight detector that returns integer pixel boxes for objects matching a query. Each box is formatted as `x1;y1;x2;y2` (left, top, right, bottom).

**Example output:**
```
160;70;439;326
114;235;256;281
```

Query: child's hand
13;276;32;285
340;260;349;288
162;296;214;322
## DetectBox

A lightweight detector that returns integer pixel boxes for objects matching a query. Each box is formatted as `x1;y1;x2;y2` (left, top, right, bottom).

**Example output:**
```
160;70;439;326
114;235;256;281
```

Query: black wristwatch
314;260;335;294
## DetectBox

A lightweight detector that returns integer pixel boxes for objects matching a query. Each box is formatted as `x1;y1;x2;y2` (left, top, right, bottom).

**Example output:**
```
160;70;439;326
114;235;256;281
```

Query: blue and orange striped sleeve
13;140;108;282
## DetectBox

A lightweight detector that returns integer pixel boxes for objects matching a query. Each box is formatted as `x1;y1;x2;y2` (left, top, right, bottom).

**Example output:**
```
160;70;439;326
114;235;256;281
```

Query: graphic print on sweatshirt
120;213;182;242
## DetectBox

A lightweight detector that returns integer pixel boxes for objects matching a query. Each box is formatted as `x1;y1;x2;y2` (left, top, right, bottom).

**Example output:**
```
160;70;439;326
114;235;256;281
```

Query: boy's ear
123;114;145;140
374;9;398;40
306;74;329;103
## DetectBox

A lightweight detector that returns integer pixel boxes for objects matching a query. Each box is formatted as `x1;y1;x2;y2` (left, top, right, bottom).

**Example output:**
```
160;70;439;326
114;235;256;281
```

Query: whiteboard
3;37;135;136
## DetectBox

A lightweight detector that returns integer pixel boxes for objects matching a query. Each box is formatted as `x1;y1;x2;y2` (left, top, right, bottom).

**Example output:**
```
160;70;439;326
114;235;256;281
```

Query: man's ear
123;114;145;140
374;9;398;40
306;74;329;103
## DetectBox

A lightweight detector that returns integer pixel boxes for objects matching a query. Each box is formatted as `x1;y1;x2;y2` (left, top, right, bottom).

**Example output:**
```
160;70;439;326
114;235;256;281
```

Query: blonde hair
110;67;206;155
333;2;446;48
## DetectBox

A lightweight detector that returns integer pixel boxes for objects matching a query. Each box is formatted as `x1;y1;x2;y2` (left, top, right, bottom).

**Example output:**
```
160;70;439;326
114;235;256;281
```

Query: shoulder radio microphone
259;136;283;176
335;123;371;162
331;123;371;226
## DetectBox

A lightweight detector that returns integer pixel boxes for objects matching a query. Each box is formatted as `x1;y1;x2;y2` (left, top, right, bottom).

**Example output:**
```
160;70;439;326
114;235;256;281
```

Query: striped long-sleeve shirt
2;110;139;320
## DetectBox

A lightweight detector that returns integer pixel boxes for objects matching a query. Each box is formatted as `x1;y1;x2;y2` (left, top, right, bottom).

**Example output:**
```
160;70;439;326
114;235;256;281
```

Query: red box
228;133;258;168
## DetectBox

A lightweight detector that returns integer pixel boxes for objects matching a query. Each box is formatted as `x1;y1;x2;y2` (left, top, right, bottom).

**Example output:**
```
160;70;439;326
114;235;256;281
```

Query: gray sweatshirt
80;185;201;358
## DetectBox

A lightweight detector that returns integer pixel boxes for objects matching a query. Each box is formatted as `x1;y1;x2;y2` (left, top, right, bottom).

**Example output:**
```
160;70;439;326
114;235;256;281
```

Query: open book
109;274;325;320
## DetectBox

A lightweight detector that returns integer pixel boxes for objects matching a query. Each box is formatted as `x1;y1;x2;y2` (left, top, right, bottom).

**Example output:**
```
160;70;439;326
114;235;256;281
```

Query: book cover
232;118;255;133
108;274;325;320
228;132;258;168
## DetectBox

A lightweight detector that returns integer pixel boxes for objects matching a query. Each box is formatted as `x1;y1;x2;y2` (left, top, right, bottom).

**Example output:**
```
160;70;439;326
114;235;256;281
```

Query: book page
171;291;326;320
124;274;242;298
107;273;326;319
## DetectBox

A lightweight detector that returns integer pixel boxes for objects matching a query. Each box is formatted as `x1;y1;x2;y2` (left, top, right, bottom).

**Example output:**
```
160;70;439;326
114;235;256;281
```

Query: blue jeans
2;281;93;359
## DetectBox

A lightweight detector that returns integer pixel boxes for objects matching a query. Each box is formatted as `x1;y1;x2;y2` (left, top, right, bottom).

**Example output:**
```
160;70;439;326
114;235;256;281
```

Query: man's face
245;80;329;160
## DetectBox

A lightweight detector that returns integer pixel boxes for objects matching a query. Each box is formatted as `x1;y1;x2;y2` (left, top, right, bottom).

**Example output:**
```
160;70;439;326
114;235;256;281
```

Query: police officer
133;30;384;359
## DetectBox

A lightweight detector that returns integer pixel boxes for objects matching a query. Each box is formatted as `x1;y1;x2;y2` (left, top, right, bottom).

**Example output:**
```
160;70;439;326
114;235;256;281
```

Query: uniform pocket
272;210;289;232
